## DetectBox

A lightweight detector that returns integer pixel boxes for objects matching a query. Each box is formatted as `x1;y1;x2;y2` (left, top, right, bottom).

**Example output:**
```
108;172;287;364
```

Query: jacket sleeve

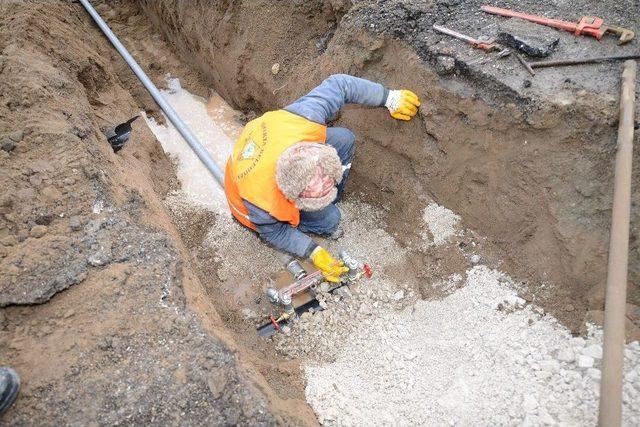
243;201;318;258
284;74;389;124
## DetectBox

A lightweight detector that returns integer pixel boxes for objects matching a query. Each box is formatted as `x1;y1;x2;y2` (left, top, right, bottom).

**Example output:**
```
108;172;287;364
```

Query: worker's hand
310;246;349;283
385;89;420;121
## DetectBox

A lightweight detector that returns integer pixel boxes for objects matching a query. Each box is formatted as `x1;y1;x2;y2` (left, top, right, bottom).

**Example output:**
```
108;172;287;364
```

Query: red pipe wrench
481;5;635;45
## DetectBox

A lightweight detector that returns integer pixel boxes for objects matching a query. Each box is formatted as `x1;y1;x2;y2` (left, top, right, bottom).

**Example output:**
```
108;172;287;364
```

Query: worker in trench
225;74;420;283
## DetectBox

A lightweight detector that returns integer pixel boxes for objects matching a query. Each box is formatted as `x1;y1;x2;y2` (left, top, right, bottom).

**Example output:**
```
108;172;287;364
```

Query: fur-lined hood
276;142;343;211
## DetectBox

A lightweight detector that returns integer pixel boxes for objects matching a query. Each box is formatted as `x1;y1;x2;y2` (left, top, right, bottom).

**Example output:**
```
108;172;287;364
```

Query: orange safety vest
224;110;327;230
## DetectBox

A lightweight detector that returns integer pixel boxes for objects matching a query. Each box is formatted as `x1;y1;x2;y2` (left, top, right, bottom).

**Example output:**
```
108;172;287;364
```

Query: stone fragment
435;55;455;75
582;344;603;360
522;394;538;413
586;368;601;380
68;216;81;231
504;295;526;308
29;175;42;186
585;310;605;326
1;235;17;246
626;304;640;322
241;308;257;320
271;63;280;75
88;248;112;266
1;137;15;152
392;290;405;301
358;303;372;315
206;367;228;399
539;359;560;372
535;370;551;380
538;408;556;425
41;186;62;201
8;130;23;142
577;355;594;368
570;337;585;348
556;348;574;363
335;286;352;300
30;225;48;238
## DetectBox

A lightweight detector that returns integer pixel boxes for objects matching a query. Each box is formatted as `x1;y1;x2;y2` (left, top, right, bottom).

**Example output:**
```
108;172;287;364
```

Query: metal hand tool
432;24;501;52
257;252;372;337
528;54;640;68
481;5;635;44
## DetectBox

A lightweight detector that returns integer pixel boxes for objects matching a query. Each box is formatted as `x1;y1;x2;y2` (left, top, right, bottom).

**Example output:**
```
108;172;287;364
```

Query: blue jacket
243;74;388;257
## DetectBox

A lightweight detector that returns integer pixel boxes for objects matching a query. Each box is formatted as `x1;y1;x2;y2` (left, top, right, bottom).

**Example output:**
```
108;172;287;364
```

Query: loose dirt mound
0;1;280;424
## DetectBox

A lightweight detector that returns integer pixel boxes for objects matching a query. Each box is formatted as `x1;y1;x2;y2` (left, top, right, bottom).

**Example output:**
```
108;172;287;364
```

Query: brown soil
0;1;312;424
1;0;640;424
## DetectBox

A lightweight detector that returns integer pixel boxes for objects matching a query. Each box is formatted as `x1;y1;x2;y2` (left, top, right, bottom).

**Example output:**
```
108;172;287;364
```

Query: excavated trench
1;0;639;423
135;0;640;334
7;0;640;424
80;0;640;423
124;0;640;423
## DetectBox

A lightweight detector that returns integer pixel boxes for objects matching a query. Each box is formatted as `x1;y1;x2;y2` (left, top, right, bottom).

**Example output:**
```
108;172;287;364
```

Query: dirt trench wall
0;1;285;423
139;0;640;331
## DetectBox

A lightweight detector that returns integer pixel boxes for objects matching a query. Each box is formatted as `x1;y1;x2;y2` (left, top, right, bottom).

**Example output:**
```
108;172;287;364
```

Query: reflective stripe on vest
224;110;327;228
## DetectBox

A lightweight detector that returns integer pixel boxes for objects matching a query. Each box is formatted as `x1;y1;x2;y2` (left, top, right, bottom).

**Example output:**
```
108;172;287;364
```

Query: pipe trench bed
79;0;224;186
86;2;640;425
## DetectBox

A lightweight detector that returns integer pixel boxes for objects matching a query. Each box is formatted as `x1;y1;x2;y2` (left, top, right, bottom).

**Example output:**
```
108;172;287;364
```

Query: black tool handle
530;54;640;68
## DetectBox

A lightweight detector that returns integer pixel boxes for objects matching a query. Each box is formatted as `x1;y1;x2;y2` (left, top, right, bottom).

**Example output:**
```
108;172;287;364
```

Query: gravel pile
304;266;640;426
275;201;415;360
422;202;461;246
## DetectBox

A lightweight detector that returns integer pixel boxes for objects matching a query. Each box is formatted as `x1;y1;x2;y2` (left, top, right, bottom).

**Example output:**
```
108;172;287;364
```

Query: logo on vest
235;123;268;180
240;138;258;160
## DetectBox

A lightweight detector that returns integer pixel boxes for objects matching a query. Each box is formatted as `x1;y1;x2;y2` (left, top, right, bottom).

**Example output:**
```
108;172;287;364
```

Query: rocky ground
304;265;640;426
353;0;640;98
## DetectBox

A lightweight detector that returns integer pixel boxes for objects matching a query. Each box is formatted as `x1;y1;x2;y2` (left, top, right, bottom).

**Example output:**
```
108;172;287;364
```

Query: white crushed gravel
304;266;640;426
423;202;461;245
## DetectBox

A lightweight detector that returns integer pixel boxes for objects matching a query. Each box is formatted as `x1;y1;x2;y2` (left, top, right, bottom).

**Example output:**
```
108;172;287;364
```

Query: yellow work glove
385;89;421;121
310;246;349;283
